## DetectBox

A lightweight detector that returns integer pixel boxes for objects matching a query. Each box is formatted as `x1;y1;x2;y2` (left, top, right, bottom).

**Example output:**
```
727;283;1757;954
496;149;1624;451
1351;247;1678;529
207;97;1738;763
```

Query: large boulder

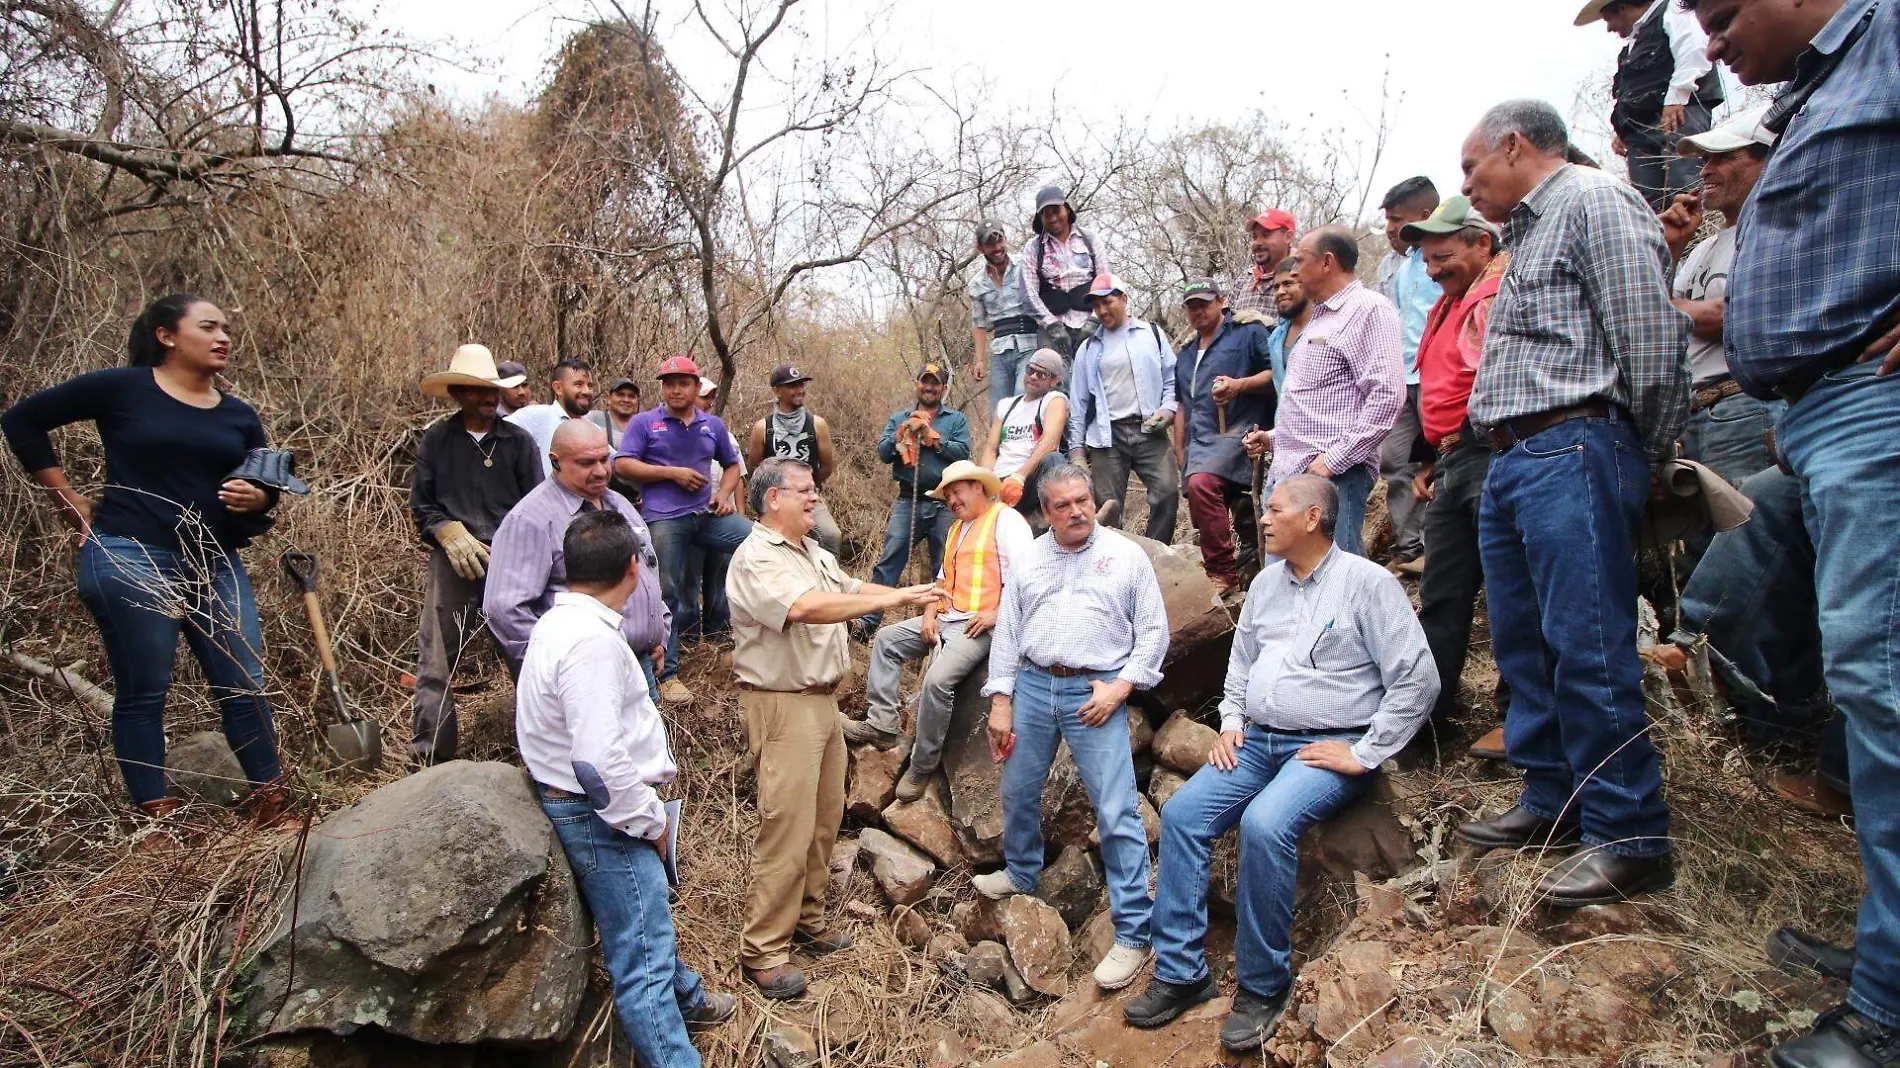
237;761;589;1045
941;665;1007;864
1037;845;1104;930
857;828;937;906
1123;531;1235;715
846;743;906;823
883;787;970;869
961;895;1072;997
1152;711;1219;775
167;730;248;807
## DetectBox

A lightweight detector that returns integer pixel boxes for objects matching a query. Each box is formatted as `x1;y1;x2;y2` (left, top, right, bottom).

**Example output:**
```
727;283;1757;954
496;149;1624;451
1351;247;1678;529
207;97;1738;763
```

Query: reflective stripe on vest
942;502;1006;615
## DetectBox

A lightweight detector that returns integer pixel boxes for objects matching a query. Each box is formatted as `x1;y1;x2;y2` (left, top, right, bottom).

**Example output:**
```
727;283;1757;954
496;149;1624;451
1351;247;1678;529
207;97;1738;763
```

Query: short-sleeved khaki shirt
727;522;863;691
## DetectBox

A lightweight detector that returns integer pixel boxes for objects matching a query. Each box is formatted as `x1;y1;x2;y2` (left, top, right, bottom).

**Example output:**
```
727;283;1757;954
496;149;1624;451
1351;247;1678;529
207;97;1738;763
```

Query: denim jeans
1777;361;1900;1029
540;795;706;1068
1266;464;1376;559
999;667;1152;948
1378;384;1427;559
1417;441;1509;721
864;616;991;777
1152;725;1373;997
861;495;952;631
1679;391;1778;489
988;337;1038;411
1621;106;1712;212
1676;466;1829;745
75;534;281;805
1478;417;1670;858
647;511;753;680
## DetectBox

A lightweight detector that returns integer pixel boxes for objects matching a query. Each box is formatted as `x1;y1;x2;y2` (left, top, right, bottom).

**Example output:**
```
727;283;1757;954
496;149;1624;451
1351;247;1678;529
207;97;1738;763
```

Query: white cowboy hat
420;344;527;398
928;460;1004;501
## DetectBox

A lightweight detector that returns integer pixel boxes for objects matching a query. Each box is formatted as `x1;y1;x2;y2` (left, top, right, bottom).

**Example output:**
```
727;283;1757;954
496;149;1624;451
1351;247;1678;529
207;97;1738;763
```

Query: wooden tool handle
302;591;339;674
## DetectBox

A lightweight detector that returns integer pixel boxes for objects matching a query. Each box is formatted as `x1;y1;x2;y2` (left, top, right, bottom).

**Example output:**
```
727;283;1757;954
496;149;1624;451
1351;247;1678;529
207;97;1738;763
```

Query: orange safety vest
941;502;1007;615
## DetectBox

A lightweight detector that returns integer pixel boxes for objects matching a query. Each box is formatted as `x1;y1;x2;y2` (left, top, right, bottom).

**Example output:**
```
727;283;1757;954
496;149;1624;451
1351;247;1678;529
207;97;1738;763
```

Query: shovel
280;551;384;772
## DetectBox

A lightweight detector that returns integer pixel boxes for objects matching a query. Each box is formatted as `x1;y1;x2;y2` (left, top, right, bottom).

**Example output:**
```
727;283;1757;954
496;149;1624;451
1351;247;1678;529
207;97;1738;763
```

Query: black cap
770;363;813;387
606;376;639;393
1181;279;1223;304
975;219;1007;243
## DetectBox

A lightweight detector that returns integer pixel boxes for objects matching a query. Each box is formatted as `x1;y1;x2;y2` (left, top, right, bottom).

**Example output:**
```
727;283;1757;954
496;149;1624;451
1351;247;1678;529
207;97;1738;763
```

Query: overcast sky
388;0;1660;213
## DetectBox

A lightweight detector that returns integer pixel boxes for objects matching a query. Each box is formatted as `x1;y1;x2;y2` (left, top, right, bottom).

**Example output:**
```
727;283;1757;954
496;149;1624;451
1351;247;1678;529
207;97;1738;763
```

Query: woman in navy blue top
2;293;288;820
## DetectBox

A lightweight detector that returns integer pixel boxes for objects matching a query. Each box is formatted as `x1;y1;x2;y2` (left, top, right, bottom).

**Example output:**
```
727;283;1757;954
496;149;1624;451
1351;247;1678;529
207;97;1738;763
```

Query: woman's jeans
75;534;281;805
540;794;706;1068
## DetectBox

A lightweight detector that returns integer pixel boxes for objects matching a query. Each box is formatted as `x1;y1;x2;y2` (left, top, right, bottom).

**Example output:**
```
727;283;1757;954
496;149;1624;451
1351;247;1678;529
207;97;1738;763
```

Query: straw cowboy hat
1573;0;1634;25
928;460;1003;500
420;344;527;398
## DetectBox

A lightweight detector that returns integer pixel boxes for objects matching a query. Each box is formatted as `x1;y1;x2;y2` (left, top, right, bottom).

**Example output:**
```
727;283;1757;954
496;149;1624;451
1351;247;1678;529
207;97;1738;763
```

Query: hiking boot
1770;1005;1900;1067
1092;944;1152;990
1123;975;1216;1029
793;927;855;956
894;769;931;803
1769;926;1857;983
684;991;737;1030
842;719;900;750
745;964;808;1001
1772;773;1854;820
1220;986;1291;1052
971;870;1023;900
658;678;694;705
241;782;299;828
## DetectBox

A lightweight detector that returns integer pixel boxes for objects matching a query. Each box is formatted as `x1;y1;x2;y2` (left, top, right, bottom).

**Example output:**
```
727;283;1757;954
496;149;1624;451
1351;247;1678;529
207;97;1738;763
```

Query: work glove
1140;411;1172;437
999;475;1025;507
435;520;490;580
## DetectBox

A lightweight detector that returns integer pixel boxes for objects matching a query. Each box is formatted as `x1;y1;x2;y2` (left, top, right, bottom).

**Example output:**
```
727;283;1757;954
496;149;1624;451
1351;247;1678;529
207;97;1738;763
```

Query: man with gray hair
1452;99;1689;906
1125;473;1436;1052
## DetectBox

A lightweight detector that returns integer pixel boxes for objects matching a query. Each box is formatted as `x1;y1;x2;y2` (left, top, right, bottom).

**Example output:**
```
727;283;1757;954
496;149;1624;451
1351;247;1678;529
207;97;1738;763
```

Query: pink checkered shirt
1266;280;1406;482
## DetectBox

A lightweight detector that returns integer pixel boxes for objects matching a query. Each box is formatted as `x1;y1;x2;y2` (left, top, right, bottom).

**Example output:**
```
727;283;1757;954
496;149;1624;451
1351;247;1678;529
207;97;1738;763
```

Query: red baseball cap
1248;209;1297;235
656;356;700;380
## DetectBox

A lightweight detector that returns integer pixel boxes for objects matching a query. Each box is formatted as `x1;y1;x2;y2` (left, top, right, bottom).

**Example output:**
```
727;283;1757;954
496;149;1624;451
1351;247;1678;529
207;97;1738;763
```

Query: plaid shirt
1728;0;1900;395
1020;229;1107;329
1468;165;1689;466
1267;280;1406;482
1225;268;1279;320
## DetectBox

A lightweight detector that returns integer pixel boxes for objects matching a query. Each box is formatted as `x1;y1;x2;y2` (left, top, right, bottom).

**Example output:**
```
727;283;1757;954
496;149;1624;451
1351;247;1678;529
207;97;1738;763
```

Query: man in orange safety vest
847;460;1035;800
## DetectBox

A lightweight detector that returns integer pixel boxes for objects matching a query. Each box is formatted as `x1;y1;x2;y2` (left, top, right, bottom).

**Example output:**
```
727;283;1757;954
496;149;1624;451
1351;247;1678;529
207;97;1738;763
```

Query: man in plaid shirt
1226;210;1298;321
1451;99;1688;908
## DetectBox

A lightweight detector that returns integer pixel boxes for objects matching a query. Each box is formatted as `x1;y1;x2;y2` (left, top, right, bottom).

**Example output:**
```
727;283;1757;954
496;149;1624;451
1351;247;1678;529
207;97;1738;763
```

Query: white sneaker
658;679;694;704
1093;944;1153;990
971;870;1021;900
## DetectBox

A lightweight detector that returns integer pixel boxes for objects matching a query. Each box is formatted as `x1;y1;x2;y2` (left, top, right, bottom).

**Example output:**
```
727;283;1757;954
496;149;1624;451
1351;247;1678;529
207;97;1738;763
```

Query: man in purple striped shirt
486;420;670;692
1243;226;1406;556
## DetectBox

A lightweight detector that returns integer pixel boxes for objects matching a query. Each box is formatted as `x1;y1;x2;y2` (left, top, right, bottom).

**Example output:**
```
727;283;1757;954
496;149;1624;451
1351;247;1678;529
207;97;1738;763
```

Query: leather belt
537;784;587;801
1435;419;1477;456
1032;663;1091;678
738;680;840;696
1481;400;1619;453
1690;377;1744;412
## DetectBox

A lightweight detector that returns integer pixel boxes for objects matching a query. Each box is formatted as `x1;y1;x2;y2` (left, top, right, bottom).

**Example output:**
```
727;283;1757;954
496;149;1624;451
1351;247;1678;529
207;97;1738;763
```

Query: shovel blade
325;719;385;773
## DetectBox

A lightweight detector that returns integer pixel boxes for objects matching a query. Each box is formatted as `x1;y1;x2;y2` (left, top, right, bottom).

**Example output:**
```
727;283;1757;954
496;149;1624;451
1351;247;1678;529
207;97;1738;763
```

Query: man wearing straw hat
852;461;1034;796
1577;0;1722;211
409;344;543;764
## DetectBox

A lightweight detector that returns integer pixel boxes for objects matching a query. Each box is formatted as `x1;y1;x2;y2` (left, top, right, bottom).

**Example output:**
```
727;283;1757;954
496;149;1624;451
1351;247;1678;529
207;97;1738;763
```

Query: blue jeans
1265;464;1375;558
75;534;281;805
540;795;705;1068
1676;466;1829;745
988;339;1037;410
1152;726;1373;997
861;495;952;631
999;667;1152;948
1478;418;1670;858
1679;391;1778;488
647;512;753;680
1778;361;1900;1029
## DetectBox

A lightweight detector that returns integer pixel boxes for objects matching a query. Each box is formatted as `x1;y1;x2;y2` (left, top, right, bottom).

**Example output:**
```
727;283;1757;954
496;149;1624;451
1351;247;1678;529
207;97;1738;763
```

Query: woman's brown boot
241;782;299;828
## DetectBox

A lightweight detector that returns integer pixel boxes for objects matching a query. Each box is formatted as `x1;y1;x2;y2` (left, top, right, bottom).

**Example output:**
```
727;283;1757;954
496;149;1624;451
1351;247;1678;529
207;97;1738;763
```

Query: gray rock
1036;846;1104;930
1148;767;1190;812
857;827;936;906
236;761;588;1045
1152;712;1219;775
166;731;247;807
883;787;969;868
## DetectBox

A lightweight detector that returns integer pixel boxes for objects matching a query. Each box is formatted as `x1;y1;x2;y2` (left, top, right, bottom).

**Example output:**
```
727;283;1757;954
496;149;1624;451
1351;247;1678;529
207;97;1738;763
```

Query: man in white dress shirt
977;463;1170;992
516;509;734;1066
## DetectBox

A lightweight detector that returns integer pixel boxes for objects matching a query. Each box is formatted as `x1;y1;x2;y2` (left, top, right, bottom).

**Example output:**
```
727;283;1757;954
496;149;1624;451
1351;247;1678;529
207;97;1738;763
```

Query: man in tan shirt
726;457;939;999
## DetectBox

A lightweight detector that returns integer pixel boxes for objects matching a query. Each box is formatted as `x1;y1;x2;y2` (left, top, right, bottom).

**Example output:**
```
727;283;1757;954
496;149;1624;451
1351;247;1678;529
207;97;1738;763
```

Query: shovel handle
302;592;340;674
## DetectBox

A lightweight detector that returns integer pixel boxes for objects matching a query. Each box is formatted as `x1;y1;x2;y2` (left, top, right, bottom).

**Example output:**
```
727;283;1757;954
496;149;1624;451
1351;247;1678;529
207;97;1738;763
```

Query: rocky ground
0;527;1866;1068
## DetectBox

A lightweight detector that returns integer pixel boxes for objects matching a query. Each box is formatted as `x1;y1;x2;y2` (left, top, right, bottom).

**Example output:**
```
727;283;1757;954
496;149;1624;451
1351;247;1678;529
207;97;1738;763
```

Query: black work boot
1770;1005;1900;1067
1453;805;1581;851
1219;985;1291;1053
1122;974;1216;1029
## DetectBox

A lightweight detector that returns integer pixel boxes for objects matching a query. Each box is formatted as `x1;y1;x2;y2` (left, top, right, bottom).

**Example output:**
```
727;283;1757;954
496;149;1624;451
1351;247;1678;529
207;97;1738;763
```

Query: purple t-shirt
615;406;741;522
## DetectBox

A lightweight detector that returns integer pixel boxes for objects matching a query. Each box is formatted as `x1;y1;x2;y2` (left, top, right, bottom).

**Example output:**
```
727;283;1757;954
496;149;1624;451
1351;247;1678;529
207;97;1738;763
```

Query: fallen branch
4;652;114;718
